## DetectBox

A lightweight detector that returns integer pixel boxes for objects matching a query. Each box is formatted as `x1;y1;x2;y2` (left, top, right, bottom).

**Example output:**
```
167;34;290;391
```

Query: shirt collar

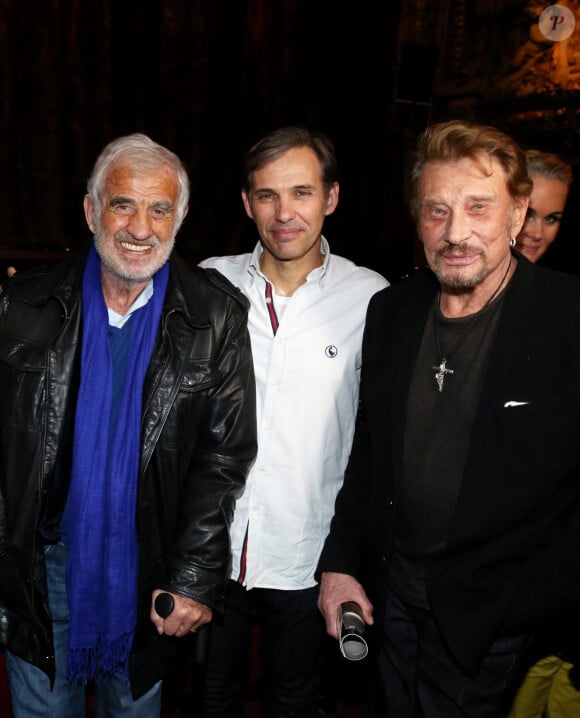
247;236;331;289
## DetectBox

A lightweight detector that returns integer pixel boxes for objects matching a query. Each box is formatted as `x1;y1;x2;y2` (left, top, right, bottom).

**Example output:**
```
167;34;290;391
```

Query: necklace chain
433;258;512;392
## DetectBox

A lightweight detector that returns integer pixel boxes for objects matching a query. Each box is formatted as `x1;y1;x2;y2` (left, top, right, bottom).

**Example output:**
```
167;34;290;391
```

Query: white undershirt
107;279;153;328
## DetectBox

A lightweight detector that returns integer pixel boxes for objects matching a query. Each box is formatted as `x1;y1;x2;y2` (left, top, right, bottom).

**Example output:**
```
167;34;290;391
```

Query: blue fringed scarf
66;246;169;683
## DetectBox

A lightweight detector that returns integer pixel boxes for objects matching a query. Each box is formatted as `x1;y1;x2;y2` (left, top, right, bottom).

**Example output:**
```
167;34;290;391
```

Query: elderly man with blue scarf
0;133;257;717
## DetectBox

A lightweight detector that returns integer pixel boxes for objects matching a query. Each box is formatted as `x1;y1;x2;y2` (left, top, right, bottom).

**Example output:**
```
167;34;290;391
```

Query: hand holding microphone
154;592;175;618
339;601;368;661
154;591;209;663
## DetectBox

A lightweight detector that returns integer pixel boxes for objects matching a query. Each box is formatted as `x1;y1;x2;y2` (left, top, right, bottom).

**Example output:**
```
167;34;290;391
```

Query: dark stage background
1;0;580;281
0;1;410;281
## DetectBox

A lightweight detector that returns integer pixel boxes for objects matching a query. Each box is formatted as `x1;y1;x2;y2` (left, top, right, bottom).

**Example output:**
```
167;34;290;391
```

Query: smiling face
242;146;338;271
515;175;569;263
84;161;180;288
418;154;527;294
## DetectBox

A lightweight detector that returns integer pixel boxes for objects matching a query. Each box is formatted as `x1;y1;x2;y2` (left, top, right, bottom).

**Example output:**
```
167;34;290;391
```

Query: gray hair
86;133;190;230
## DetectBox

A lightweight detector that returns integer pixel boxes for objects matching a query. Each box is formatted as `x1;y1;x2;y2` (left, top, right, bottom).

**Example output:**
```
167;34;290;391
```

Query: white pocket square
503;400;531;408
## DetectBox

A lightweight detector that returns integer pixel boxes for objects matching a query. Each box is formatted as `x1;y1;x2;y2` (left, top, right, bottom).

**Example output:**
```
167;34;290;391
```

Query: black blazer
318;253;580;674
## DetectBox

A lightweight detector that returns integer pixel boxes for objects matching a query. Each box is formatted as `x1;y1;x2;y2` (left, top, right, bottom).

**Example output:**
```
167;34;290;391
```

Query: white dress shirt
200;238;389;590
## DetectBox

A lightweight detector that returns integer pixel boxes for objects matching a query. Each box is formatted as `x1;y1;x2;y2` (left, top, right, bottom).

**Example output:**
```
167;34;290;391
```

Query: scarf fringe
67;632;133;684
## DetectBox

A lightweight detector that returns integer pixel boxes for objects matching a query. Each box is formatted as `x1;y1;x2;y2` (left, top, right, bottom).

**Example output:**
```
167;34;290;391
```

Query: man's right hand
150;589;212;637
317;571;374;640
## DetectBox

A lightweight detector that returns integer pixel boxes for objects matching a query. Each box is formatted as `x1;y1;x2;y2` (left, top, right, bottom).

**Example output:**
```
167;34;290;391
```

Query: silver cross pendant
433;357;454;392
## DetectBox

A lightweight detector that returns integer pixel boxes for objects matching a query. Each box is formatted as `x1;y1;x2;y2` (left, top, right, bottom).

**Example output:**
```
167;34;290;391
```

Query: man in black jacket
317;120;580;717
0;133;257;716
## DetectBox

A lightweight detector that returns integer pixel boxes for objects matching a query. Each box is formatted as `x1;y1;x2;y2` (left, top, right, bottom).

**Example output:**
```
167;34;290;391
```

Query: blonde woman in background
515;149;573;264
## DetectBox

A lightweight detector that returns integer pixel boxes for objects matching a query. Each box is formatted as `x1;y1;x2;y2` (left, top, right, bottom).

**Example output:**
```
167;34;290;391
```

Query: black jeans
365;589;531;718
203;581;323;718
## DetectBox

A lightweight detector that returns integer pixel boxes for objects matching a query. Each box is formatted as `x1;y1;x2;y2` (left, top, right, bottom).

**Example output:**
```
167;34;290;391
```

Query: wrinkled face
84;162;180;284
515;175;568;263
417;155;527;291
242;146;338;265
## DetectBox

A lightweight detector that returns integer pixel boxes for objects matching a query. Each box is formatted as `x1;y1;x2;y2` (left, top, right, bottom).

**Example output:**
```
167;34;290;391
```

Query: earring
509;237;516;248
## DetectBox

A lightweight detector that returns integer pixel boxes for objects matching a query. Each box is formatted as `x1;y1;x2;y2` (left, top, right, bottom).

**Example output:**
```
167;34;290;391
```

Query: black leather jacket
0;247;257;697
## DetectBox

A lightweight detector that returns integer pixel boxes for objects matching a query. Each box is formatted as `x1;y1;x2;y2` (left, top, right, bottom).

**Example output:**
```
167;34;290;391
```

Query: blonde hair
525;149;573;187
408;120;533;221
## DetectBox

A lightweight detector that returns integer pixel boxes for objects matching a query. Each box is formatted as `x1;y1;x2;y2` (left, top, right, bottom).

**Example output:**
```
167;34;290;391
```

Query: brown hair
242;126;338;195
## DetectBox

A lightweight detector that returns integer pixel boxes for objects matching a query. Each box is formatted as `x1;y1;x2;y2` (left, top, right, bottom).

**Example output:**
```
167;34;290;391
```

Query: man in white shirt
200;126;388;717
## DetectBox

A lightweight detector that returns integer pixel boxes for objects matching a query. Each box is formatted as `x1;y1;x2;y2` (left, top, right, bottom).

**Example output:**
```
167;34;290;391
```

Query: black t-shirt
389;292;505;609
